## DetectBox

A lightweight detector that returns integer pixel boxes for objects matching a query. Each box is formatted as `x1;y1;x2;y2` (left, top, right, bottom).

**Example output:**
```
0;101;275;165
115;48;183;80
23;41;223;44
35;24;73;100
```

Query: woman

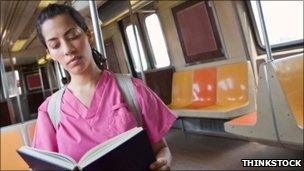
32;3;177;170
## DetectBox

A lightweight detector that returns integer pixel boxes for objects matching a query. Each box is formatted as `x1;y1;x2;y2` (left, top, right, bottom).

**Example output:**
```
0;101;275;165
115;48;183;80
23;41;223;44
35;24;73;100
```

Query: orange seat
194;62;249;111
224;62;279;144
169;70;193;109
0;125;29;170
225;57;303;149
226;112;257;126
188;67;216;108
202;101;248;111
273;56;303;128
216;62;248;108
171;62;255;119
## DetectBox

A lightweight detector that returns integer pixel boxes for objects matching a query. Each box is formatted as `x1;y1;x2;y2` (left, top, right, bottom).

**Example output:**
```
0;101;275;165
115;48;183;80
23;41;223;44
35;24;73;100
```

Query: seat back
216;62;248;106
23;120;37;145
224;62;279;144
0;124;29;170
170;70;193;108
189;67;217;108
273;55;303;128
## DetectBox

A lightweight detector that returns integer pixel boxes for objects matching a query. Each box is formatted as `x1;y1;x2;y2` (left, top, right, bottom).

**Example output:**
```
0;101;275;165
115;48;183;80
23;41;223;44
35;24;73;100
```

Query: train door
100;1;174;104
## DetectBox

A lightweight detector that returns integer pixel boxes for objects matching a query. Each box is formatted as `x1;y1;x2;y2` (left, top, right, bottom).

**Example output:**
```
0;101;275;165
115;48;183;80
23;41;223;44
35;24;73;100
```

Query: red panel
175;1;217;56
189;67;217;108
172;1;224;63
26;73;41;91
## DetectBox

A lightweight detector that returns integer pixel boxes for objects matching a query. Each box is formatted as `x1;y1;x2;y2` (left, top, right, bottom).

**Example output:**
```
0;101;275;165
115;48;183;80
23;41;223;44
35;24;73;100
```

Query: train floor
166;128;303;170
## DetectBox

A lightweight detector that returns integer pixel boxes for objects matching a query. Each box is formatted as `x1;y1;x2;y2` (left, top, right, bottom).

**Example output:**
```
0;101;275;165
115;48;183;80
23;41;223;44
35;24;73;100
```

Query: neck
68;63;102;92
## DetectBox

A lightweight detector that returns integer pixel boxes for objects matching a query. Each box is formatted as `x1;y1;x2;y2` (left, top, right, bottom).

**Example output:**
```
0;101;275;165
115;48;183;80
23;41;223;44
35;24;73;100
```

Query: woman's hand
150;158;170;170
150;139;172;170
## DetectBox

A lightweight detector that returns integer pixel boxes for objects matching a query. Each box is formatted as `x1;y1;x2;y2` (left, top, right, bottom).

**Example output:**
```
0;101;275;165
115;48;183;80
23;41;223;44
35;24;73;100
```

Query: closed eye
66;33;80;40
65;28;82;40
49;42;60;49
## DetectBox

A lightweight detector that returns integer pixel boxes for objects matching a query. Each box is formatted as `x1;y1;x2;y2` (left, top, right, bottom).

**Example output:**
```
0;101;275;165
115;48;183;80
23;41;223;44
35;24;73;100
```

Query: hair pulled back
36;3;106;80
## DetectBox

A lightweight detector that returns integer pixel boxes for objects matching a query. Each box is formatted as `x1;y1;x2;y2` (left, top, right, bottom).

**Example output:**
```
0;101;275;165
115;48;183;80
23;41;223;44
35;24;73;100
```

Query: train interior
0;0;303;170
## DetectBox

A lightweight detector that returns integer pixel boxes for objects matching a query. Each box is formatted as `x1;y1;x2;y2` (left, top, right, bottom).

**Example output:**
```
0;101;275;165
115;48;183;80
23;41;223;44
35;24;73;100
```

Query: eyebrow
46;28;78;42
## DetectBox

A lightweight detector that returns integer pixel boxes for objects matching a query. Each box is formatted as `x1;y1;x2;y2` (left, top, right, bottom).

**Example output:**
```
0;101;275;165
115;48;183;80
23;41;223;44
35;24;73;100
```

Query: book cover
17;127;156;170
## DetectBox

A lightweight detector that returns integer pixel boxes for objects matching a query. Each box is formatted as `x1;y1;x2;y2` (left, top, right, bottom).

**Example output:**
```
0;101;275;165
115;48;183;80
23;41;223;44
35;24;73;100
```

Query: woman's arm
150;138;172;170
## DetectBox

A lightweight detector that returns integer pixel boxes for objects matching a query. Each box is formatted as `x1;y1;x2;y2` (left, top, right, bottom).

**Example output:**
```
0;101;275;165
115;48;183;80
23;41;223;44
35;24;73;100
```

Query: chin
69;64;90;75
69;68;86;75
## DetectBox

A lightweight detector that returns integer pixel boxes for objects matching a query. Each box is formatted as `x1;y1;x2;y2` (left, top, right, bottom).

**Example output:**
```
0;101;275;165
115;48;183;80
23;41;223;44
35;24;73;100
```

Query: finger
158;165;170;171
150;159;167;170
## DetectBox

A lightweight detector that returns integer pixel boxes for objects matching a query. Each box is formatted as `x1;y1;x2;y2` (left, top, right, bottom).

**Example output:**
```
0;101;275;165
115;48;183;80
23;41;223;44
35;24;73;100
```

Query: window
249;1;303;49
125;25;148;72
121;8;171;73
144;14;170;68
6;70;22;98
172;1;224;64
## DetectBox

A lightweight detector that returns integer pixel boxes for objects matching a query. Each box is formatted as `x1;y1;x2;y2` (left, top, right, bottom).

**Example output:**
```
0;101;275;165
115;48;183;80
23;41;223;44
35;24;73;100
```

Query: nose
62;40;76;56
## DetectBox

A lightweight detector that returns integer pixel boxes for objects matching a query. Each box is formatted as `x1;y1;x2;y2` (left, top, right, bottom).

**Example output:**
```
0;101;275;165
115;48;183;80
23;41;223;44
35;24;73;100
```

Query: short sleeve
31;97;58;152
132;78;177;143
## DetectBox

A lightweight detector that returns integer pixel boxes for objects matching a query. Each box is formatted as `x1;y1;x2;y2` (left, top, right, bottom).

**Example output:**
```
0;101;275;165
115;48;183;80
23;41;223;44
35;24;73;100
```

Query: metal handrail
89;0;108;68
256;0;273;62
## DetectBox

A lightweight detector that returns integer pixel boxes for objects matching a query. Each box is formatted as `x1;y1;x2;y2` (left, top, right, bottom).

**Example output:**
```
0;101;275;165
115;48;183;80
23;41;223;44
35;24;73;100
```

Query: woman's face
41;13;93;75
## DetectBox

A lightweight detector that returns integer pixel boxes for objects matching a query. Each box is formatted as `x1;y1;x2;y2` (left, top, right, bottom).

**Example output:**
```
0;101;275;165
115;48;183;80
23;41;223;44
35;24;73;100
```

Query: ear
86;30;94;46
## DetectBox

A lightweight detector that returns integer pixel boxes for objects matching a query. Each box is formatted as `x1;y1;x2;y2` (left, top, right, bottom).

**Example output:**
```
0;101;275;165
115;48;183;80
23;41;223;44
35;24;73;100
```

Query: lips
67;56;81;66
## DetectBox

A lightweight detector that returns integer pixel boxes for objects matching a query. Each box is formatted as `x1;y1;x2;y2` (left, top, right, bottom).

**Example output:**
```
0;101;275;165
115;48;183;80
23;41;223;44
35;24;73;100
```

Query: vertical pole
256;0;273;62
0;55;9;99
128;1;146;84
88;0;108;68
8;53;24;122
38;67;46;100
46;62;54;94
54;62;65;88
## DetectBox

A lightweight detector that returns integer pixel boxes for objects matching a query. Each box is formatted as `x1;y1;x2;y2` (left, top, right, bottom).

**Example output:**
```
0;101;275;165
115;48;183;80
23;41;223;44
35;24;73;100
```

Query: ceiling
0;0;152;67
0;0;106;67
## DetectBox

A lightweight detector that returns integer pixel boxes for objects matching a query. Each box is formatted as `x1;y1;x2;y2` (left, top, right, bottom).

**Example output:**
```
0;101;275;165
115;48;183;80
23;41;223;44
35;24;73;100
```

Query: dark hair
36;3;106;71
61;77;68;85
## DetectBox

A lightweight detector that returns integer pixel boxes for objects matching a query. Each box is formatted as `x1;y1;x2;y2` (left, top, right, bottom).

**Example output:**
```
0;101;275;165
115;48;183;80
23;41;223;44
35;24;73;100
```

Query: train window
125;25;148;72
248;1;303;50
6;70;22;98
172;1;224;64
144;14;170;68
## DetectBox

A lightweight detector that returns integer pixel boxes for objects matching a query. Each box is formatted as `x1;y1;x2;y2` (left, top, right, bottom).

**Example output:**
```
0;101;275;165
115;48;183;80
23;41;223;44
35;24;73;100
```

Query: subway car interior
0;0;303;170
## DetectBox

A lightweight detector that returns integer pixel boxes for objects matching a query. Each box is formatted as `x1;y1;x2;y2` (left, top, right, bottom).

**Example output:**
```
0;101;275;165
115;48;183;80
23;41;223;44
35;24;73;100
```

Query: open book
17;127;155;170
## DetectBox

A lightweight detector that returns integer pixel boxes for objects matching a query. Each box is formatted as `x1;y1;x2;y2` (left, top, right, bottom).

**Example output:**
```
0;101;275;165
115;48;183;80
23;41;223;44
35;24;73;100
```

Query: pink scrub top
32;70;177;162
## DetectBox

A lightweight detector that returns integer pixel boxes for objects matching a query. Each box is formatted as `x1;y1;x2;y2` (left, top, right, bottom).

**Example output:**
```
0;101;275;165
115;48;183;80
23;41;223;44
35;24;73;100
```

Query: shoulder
37;88;64;113
131;77;145;87
131;77;150;93
110;72;157;100
131;77;159;101
36;90;63;128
